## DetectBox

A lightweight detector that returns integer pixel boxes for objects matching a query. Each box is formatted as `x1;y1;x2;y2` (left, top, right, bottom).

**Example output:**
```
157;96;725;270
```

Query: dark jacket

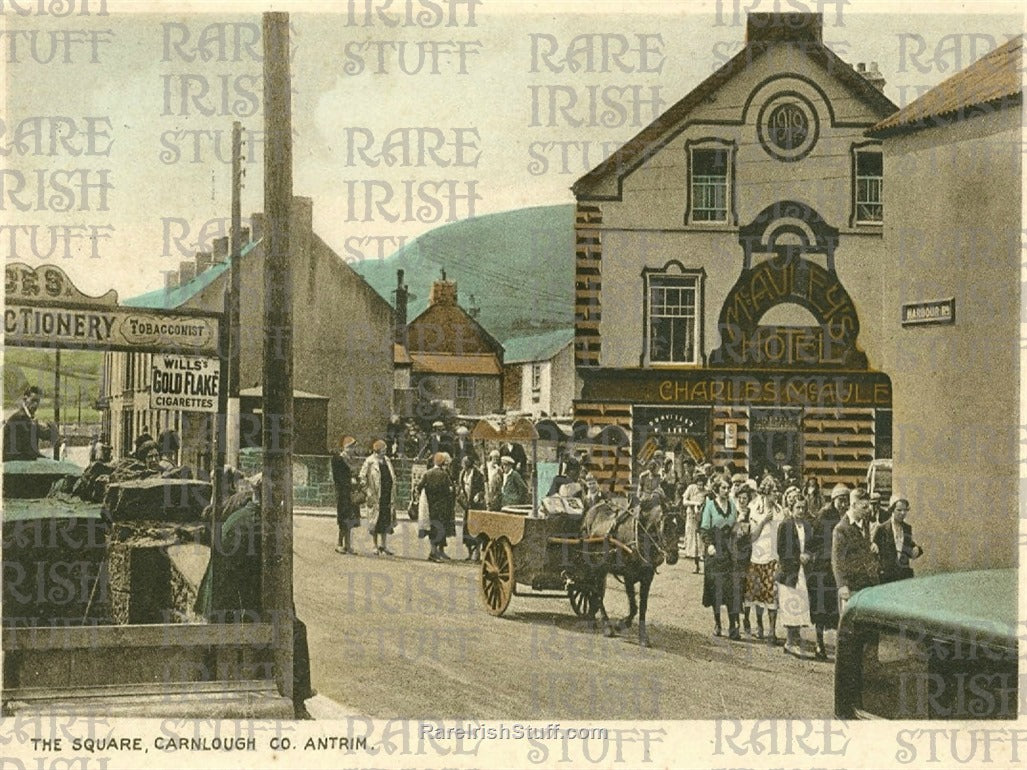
417;465;455;542
775;518;812;588
451;437;477;479
499;442;528;474
2;408;52;461
832;516;879;593
457;465;486;511
331;452;360;526
872;519;920;583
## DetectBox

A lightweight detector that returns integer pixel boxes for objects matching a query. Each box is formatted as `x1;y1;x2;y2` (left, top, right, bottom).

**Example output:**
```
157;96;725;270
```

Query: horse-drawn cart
464;418;684;646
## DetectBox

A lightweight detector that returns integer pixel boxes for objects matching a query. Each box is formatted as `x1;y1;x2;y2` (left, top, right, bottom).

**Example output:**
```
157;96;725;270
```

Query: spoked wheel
567;585;596;618
480;537;514;616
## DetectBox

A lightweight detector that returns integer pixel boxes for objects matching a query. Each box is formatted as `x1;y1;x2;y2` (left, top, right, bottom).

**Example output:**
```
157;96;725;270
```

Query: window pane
691;148;728;223
693;149;726;175
649;277;698;363
856;150;882;176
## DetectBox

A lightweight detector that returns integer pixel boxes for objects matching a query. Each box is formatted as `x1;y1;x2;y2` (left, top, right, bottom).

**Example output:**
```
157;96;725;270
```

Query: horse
574;496;684;647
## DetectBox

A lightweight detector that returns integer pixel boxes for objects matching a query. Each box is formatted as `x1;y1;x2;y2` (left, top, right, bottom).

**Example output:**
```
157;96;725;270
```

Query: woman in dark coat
457;455;486;561
806;490;842;660
700;476;738;638
331;435;361;554
416;451;456;562
776;497;813;656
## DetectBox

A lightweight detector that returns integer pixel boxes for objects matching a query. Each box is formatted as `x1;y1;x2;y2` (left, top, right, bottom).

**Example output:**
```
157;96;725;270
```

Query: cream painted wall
878;108;1020;573
587;43;891;371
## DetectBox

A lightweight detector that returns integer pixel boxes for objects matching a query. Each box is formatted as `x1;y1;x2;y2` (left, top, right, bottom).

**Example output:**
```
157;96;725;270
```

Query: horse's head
639;502;682;566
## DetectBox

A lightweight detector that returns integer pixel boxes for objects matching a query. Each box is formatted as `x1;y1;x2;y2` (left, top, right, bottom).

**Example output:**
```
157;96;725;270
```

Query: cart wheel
480;537;514;616
568;586;596;618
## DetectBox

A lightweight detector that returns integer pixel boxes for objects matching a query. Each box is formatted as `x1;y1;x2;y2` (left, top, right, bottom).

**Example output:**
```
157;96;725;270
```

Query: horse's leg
589;572;615;637
622;576;637;630
638;569;654;648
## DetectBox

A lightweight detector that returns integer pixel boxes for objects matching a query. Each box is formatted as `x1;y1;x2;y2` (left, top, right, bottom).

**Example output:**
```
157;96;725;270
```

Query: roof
502;328;574;365
869;36;1023;137
409;353;502;376
239;386;328;400
123;240;261;310
842;569;1017;647
407;301;505;357
574;26;896;198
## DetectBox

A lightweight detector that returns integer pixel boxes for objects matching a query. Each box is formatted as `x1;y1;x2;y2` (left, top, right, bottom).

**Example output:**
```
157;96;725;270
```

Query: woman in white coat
361;439;398;555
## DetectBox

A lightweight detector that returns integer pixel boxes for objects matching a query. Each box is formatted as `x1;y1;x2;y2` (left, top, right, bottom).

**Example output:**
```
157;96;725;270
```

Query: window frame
641;263;706;367
456;376;476;400
684;138;738;227
850;141;883;227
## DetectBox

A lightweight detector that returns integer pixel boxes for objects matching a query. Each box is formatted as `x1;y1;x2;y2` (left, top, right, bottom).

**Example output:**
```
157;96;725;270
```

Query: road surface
294;514;835;720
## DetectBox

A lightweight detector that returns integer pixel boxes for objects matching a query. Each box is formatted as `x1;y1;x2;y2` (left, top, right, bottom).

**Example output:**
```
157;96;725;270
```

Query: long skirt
778;568;811;627
745;561;778;609
806;564;840;627
682;505;702;559
702;554;737;611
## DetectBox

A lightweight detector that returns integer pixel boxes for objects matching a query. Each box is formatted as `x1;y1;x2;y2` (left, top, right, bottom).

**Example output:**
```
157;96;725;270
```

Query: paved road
294;514;835;720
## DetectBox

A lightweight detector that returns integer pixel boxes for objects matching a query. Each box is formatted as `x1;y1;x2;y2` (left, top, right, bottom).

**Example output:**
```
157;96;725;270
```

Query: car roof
843;569;1018;647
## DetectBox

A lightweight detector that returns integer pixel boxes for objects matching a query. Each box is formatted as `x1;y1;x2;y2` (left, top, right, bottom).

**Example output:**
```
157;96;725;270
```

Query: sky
2;0;1022;299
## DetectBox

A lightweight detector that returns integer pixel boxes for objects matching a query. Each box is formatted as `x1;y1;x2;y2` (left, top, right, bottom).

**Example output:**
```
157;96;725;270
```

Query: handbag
351;480;367;507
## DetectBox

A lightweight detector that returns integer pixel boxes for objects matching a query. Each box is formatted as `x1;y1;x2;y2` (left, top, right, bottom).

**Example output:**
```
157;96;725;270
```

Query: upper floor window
530;363;542;392
853;146;883;225
644;266;705;366
456;376;475;400
686;139;736;226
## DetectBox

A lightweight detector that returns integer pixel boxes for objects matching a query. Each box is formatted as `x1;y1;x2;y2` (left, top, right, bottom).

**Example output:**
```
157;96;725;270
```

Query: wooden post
226;120;243;468
53;349;61;459
262;11;294;703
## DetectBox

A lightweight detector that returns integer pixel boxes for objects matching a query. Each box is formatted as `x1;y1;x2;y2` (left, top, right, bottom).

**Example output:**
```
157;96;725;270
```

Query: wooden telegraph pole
226;120;243;469
262;11;294;703
53;349;61;459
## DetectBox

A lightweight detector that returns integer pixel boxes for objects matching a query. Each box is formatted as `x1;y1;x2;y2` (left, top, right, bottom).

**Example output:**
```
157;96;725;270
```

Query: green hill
350;204;576;342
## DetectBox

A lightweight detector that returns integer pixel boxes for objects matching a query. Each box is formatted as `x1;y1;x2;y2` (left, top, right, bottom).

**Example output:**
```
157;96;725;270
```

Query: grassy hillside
350;204;576;342
3;349;103;424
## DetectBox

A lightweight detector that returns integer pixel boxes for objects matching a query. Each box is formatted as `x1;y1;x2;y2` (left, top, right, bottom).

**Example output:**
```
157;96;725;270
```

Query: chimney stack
164;270;180;291
746;12;823;44
429;277;458;306
394;269;409;346
196;250;213;274
179;259;197;286
864;61;886;92
212;236;230;263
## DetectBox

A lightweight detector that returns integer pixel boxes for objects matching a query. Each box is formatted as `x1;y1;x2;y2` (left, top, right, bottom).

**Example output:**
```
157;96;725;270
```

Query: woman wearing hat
700;477;738;638
416;452;456;562
331;435;360;555
805;483;848;659
360;439;397;556
681;473;708;573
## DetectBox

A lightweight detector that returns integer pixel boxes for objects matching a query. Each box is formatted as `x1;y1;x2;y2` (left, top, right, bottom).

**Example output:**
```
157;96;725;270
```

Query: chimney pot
196;251;213;274
857;62;866;72
213;236;229;261
164;270;180;291
240;226;250;243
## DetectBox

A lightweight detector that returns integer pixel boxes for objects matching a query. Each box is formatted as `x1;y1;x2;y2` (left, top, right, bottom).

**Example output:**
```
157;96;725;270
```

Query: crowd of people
330;421;538;563
669;457;923;660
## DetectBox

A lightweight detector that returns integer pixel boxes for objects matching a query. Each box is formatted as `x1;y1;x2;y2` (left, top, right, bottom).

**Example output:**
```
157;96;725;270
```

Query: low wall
238;448;418;510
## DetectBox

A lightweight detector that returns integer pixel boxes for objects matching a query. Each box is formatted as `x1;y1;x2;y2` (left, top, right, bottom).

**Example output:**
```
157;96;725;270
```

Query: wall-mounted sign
901;298;955;327
5;304;220;356
724;423;738;449
150;356;220;412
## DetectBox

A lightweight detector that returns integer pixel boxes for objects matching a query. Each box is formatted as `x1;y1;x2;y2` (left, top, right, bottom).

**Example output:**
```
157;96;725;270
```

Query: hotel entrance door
749;408;802;480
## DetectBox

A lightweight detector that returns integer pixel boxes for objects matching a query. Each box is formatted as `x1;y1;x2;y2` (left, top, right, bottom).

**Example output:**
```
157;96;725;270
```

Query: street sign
150;355;220;412
901;298;955;327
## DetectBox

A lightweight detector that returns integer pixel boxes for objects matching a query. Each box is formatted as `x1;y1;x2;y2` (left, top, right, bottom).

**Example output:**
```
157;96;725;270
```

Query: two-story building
572;13;898;490
868;36;1022;572
104;196;395;467
402;275;505;416
502;328;575;418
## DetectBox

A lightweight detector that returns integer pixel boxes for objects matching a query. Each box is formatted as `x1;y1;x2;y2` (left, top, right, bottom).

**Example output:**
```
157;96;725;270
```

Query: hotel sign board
901;298;955;327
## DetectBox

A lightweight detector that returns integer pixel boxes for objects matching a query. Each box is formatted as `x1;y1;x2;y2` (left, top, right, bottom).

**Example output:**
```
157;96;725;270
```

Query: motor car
865;458;892;502
835;569;1018;719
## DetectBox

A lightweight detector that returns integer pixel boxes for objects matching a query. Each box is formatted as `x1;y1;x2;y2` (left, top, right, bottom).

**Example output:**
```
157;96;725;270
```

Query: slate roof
408;353;502;376
502;328;574;365
122;240;261;310
868;35;1023;137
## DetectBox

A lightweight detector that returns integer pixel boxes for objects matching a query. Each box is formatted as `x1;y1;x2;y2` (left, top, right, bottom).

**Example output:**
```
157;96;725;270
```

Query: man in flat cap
451;424;476;482
419;420;454;461
499;455;529;508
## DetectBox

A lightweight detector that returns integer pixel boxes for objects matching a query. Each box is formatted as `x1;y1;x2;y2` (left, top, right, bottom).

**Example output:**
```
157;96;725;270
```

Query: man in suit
871;495;923;583
420;421;455;460
451;425;477;481
832;487;879;613
3;385;56;461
